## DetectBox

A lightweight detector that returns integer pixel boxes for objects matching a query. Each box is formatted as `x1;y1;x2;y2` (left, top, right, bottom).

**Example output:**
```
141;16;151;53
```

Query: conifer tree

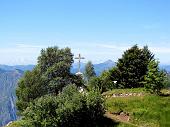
144;59;167;94
110;45;154;88
84;61;96;82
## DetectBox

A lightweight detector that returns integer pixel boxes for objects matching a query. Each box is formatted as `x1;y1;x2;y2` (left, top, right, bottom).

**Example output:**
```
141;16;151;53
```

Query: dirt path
105;112;138;127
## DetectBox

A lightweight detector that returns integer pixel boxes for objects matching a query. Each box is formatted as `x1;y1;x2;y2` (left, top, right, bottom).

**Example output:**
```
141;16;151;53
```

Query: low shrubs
22;85;105;127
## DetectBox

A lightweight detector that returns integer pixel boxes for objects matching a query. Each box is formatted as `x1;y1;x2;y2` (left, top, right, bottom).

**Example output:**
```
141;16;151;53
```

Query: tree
110;45;154;88
144;60;167;95
16;67;46;113
38;47;73;73
88;71;113;93
23;85;105;127
165;73;170;88
16;46;83;113
99;71;114;90
38;46;77;95
88;77;103;92
84;61;96;82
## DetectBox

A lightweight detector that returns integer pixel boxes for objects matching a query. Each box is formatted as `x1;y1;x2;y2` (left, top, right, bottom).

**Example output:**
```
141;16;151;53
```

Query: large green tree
144;59;167;94
110;45;154;88
84;61;96;82
16;67;46;113
16;46;83;113
38;47;73;73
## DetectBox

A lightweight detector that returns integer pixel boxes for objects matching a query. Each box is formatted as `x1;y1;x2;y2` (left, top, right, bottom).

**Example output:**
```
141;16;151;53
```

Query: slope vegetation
105;88;170;127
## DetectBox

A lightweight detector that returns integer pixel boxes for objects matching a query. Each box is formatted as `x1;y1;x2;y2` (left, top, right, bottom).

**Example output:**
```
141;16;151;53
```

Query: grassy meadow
105;88;170;127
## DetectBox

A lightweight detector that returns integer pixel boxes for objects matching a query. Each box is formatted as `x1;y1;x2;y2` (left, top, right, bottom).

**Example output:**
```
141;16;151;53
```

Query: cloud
0;44;46;65
97;43;170;54
149;47;170;53
95;43;170;64
97;44;130;51
0;43;170;65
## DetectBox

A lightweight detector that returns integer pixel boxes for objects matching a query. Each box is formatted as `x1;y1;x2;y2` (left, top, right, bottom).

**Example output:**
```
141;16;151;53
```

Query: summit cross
75;53;85;73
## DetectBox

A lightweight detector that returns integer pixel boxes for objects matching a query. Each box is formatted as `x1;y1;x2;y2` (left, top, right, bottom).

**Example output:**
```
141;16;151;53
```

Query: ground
104;88;170;127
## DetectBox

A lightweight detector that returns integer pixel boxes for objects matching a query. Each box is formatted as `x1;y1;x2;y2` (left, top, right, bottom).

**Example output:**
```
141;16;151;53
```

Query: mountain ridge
1;60;169;75
0;69;23;126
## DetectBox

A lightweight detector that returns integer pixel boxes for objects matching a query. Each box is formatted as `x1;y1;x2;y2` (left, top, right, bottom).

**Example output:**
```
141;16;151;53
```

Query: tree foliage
89;45;154;91
16;67;46;113
38;46;77;95
144;60;167;94
84;61;96;82
165;73;170;88
23;85;105;127
16;46;83;113
88;70;114;93
109;45;154;88
38;47;73;73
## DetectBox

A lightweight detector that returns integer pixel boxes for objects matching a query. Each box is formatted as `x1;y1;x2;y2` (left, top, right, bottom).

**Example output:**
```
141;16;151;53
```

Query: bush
88;71;115;93
23;85;105;127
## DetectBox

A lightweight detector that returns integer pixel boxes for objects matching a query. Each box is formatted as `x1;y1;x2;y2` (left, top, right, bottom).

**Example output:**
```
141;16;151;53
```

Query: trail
105;112;139;127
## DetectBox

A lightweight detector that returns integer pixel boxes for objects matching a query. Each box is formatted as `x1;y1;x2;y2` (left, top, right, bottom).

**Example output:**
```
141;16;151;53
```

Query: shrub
23;85;105;127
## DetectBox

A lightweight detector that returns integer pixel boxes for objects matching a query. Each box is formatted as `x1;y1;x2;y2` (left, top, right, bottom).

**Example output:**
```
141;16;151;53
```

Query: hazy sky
0;0;170;65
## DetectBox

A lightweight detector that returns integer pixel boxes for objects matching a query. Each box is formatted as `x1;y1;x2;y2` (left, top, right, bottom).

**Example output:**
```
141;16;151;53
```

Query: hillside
104;88;170;127
160;65;170;72
0;69;23;126
0;65;34;72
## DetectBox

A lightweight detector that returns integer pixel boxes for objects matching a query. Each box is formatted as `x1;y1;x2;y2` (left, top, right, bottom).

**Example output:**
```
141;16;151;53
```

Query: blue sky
0;0;170;65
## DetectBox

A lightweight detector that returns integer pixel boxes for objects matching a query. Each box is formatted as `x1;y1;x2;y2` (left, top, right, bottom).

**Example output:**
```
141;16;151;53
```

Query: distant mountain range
71;60;116;75
0;60;170;126
0;65;34;72
0;60;116;76
0;69;23;126
1;61;170;75
160;65;170;72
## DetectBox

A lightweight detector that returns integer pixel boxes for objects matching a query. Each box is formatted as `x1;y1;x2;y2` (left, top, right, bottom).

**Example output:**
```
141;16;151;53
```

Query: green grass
105;89;170;127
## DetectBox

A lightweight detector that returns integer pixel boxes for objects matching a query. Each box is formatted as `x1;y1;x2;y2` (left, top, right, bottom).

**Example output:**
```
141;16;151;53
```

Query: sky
0;0;170;65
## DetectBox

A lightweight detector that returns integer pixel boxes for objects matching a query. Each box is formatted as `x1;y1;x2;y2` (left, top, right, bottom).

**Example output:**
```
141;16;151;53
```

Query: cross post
75;53;85;73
